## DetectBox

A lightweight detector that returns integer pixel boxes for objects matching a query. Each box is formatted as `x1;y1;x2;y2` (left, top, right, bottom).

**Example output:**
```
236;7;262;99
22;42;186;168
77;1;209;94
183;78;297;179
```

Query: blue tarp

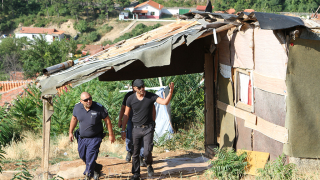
154;88;174;142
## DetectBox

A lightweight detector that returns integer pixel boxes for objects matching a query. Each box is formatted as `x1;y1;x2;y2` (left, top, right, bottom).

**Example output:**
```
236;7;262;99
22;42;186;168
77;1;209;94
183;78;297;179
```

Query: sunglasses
82;97;92;102
136;85;145;90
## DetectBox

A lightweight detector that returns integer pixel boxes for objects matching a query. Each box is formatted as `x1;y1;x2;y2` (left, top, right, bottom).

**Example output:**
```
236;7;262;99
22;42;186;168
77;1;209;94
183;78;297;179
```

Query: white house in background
132;0;164;19
15;27;65;43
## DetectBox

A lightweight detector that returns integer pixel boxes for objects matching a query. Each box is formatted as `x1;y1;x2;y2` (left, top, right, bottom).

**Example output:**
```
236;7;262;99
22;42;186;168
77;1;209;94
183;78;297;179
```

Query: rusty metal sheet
253;88;286;160
235;117;252;151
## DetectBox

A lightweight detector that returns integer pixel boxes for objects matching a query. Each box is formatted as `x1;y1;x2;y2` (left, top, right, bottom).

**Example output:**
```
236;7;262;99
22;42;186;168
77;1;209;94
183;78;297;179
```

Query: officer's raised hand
155;82;175;105
169;82;174;92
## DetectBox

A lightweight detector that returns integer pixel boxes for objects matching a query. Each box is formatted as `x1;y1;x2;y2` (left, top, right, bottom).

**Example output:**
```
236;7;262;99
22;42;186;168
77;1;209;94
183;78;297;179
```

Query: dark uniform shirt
73;101;108;138
122;91;134;118
126;91;159;126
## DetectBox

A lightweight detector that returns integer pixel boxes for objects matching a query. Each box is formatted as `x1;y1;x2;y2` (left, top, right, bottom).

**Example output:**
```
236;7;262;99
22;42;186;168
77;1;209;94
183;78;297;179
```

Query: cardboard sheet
254;28;288;80
218;32;231;65
254;88;286;160
230;25;254;69
218;73;235;149
235;117;252;151
284;38;320;158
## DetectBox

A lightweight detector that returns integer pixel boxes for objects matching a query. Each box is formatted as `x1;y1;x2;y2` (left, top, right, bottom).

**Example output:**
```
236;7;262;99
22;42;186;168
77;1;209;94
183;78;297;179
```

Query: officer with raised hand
121;79;174;180
118;80;156;166
69;92;115;180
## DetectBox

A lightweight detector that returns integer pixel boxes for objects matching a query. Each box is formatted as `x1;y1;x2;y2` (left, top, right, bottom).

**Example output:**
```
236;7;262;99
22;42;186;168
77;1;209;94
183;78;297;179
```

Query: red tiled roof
244;9;255;13
0;85;27;107
76;44;111;55
135;0;164;10
0;81;72;106
19;27;65;35
226;8;236;14
133;10;148;13
0;81;33;93
196;5;214;11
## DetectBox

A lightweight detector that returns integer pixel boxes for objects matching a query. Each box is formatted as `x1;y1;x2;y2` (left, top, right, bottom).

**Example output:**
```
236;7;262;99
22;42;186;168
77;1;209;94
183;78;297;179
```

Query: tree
40;0;51;18
116;0;130;9
67;0;81;21
22;35;77;78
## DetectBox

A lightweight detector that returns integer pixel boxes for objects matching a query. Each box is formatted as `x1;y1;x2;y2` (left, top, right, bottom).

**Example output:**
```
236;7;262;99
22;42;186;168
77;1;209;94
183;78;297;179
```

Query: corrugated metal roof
39;12;317;95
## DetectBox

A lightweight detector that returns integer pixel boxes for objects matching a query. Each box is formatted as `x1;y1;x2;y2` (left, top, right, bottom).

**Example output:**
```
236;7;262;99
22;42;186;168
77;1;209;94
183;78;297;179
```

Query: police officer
69;92;115;180
121;79;174;180
118;80;156;165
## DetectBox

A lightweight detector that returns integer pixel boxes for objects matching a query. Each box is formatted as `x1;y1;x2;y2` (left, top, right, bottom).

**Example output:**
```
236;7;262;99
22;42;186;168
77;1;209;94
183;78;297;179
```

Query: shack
38;10;320;179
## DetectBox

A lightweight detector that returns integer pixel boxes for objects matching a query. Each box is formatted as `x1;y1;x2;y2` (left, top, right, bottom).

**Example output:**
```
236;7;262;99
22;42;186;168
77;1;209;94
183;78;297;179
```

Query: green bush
256;154;296;180
102;39;113;46
11;162;34;180
154;123;204;151
207;148;248;180
0;147;5;173
97;24;113;35
74;20;88;33
86;31;99;42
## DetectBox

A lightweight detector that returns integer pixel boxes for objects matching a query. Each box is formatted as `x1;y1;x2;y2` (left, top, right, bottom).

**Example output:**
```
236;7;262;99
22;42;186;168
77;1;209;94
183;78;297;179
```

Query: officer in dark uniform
121;79;174;180
118;80;156;165
69;92;115;180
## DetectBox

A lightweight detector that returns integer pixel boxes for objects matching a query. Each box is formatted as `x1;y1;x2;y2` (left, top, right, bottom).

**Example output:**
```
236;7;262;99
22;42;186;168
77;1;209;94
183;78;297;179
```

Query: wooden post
42;96;53;180
205;53;217;157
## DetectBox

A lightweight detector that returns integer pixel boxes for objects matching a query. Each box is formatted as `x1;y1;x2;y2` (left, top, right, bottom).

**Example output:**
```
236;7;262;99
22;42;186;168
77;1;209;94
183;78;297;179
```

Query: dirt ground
94;20;173;45
1;149;211;180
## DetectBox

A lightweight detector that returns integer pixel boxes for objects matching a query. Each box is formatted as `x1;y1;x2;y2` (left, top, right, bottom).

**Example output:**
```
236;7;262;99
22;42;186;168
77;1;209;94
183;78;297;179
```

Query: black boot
130;174;140;180
139;156;146;167
126;151;132;162
147;165;154;177
93;163;103;180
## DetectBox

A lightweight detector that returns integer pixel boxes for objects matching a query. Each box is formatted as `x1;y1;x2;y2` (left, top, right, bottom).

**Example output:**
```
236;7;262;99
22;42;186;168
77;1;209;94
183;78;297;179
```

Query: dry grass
3;132;127;162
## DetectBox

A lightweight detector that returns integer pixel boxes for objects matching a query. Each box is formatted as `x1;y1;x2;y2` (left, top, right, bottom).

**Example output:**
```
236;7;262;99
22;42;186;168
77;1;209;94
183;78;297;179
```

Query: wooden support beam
205;53;215;148
42;96;53;180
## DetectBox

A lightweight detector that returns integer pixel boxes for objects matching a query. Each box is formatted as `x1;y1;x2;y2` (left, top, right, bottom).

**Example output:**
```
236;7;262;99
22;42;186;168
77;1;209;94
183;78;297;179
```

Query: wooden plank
217;100;256;124
217;100;288;143
41;100;45;170
244;117;288;143
236;102;252;112
205;53;215;146
42;98;52;180
253;71;287;95
237;150;270;175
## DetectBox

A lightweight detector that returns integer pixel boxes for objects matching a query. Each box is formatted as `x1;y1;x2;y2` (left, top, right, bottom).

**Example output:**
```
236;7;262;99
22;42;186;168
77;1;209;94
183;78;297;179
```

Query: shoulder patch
96;102;103;107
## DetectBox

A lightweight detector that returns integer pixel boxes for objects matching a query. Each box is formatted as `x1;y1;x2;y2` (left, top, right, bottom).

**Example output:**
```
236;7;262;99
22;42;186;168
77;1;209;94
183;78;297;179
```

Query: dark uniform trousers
132;124;154;175
78;136;102;176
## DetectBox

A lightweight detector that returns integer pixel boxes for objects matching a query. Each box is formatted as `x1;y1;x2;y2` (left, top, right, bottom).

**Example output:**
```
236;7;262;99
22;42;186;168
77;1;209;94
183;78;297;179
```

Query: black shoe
84;175;91;180
147;165;154;177
139;156;146;167
93;164;102;180
93;171;100;180
130;175;140;180
126;151;132;162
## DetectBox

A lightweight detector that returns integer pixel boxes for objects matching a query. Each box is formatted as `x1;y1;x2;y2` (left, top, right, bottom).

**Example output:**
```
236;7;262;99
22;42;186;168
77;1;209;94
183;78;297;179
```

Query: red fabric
248;80;252;105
